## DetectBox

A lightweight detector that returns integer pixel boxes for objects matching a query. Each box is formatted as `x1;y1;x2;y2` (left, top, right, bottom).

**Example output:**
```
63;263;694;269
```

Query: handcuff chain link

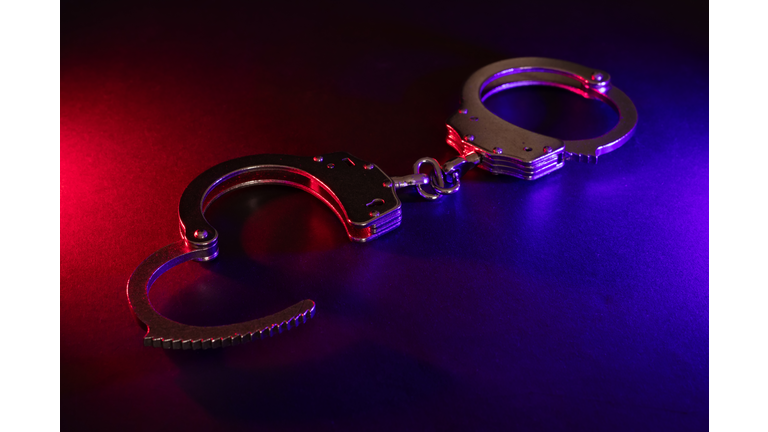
391;153;480;200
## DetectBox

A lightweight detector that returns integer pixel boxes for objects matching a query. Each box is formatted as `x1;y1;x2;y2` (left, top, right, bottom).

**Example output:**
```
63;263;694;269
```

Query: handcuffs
127;57;638;350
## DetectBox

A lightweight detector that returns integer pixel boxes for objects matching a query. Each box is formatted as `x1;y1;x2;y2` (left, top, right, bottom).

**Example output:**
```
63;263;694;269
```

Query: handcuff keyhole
365;198;385;207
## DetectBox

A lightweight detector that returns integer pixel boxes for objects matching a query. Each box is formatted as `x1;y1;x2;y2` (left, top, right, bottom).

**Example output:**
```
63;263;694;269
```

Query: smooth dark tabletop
61;1;708;431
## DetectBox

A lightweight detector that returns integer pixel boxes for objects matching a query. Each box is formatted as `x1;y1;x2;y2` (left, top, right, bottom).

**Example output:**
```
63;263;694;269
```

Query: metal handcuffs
127;57;638;350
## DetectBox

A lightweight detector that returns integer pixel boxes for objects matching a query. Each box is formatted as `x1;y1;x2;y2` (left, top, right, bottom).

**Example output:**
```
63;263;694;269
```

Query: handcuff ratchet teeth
446;57;637;179
127;57;638;349
127;153;401;349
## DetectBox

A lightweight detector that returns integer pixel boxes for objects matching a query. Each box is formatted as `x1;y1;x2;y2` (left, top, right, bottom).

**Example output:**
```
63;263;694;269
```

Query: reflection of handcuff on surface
127;57;638;350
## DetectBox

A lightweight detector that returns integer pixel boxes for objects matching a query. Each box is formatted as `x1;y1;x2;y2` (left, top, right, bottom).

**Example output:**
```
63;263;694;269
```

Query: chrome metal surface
442;153;481;178
180;152;402;245
446;57;638;180
393;153;480;200
128;152;402;349
127;240;316;350
127;57;638;350
391;173;429;189
414;157;446;200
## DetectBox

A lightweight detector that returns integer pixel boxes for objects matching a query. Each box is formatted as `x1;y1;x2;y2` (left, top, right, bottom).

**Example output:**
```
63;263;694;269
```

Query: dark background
61;1;708;430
